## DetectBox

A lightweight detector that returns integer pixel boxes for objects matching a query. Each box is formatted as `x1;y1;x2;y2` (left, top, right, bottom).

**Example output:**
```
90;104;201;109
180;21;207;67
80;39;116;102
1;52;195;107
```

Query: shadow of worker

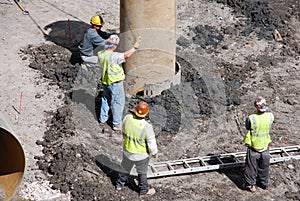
218;167;245;190
95;154;139;193
44;20;90;65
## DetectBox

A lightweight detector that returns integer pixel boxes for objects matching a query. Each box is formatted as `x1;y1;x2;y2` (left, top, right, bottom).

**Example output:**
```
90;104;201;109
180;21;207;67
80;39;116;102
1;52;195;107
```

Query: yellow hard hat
90;14;105;26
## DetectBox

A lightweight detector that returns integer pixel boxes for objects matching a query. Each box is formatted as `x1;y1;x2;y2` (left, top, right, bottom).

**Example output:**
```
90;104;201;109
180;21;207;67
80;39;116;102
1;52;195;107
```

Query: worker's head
135;101;149;118
90;14;105;29
254;97;269;112
104;35;120;50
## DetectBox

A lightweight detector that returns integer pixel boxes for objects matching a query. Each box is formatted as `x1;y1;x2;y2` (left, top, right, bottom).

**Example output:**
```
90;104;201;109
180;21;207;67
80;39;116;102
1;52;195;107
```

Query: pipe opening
0;122;25;201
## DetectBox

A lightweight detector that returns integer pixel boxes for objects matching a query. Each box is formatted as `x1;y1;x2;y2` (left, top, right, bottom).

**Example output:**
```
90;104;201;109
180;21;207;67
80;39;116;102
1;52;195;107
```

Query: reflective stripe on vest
250;113;273;137
123;114;148;154
249;112;274;149
98;50;125;85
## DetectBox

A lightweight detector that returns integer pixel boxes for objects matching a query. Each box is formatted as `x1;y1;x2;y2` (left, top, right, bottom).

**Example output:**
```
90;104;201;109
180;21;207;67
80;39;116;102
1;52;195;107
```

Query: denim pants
116;154;150;195
244;147;270;187
99;81;125;127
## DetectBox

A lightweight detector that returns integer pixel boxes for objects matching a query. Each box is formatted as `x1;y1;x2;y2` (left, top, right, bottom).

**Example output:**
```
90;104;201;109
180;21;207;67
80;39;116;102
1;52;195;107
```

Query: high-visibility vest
123;114;149;154
98;50;125;85
244;112;274;150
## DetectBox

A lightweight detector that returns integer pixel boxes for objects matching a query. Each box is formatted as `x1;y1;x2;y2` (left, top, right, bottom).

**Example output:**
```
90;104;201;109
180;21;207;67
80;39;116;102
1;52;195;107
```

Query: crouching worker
116;101;158;196
243;97;274;192
78;13;112;67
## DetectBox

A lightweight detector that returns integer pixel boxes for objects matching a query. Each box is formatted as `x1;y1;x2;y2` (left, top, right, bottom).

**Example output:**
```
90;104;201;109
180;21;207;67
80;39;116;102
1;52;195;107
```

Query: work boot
115;184;123;191
140;188;156;197
112;126;121;131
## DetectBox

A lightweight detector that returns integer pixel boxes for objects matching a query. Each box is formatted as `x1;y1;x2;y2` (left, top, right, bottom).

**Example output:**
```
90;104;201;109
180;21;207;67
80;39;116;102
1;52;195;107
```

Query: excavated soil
4;0;300;200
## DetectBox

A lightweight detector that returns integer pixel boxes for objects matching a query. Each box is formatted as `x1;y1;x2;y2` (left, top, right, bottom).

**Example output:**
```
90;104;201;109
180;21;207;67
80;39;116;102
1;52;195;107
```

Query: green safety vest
123;114;149;154
98;50;125;85
244;112;274;150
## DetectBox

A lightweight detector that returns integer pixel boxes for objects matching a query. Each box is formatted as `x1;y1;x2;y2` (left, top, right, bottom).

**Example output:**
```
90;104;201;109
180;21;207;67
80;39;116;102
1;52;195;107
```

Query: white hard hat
109;34;120;45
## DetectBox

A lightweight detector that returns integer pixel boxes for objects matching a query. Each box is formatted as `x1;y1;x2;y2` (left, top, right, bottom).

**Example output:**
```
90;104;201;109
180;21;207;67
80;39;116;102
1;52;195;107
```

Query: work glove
152;153;158;160
133;36;142;49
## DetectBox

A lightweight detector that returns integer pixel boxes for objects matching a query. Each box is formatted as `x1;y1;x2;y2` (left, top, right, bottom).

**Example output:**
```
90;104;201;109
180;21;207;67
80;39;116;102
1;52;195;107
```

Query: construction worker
243;97;274;192
78;13;112;67
115;101;158;196
98;34;142;131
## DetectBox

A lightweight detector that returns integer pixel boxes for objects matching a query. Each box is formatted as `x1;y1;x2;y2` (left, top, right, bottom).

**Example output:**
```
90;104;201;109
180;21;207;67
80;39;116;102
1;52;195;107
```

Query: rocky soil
1;0;299;200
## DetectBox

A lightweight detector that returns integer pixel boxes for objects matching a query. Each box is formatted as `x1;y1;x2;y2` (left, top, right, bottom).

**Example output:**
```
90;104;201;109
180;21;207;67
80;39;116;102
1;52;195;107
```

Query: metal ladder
147;145;300;178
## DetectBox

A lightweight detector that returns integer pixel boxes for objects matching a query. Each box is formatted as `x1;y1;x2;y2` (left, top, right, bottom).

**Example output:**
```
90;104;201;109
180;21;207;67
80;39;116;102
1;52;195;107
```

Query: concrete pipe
120;0;180;97
0;118;25;201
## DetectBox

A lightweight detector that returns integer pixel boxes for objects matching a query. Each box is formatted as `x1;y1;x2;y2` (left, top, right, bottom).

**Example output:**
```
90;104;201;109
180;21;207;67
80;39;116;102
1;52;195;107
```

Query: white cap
108;34;120;45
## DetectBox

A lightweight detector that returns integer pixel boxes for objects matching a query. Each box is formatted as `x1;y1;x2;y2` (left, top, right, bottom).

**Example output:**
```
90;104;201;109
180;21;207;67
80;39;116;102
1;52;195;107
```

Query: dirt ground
1;0;300;201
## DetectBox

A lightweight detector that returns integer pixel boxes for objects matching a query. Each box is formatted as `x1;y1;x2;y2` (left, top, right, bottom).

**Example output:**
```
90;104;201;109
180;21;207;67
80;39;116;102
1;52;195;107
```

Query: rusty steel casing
120;0;180;96
0;117;25;201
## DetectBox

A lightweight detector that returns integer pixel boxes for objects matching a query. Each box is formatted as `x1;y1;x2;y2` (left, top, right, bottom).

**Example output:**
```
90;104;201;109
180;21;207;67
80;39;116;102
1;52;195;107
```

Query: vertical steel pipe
120;0;180;96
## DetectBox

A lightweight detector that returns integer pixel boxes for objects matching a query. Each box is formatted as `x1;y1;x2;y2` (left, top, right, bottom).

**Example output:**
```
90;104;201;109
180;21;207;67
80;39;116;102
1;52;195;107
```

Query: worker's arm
91;30;106;46
244;117;252;146
124;47;136;59
245;117;251;130
145;125;158;156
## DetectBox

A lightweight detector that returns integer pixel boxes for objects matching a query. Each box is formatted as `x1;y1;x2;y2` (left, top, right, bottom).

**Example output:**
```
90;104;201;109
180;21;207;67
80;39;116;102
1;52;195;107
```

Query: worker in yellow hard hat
115;101;158;197
78;12;114;67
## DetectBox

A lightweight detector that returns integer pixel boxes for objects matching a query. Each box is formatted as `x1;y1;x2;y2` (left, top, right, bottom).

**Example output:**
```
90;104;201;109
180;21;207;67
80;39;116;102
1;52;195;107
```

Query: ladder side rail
147;162;245;178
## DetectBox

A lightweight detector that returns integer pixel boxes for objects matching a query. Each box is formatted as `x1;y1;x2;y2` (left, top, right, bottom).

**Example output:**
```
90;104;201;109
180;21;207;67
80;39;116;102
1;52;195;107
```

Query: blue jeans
99;81;125;127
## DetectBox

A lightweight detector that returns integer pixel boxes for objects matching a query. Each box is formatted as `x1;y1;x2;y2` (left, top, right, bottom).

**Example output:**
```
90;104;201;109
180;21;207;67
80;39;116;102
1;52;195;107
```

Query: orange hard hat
135;101;149;118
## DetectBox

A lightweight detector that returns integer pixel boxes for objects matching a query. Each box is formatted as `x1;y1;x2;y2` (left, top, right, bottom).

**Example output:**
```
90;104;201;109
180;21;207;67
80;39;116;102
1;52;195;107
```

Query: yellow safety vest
123;114;149;154
244;112;274;150
98;50;125;85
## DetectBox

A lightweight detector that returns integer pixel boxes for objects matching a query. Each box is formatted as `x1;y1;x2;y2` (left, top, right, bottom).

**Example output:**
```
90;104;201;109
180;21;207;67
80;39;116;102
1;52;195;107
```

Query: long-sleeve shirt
78;27;106;56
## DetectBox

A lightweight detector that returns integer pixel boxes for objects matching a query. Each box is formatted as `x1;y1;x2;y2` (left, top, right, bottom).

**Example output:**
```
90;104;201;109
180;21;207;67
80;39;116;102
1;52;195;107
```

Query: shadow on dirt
71;89;98;119
95;154;139;193
218;167;245;190
44;20;89;65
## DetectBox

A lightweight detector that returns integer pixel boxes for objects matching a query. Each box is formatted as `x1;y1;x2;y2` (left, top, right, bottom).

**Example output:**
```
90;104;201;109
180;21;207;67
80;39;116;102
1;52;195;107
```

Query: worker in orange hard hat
115;101;158;197
243;97;274;192
78;12;114;67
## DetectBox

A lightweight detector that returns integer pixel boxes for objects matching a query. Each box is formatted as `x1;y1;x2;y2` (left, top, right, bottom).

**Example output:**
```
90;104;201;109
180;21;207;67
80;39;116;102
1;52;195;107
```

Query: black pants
116;154;150;195
244;147;270;187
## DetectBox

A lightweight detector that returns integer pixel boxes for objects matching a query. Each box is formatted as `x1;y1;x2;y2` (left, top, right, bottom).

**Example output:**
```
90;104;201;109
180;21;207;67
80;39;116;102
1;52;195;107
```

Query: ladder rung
216;157;223;164
282;148;290;156
150;165;157;173
199;159;207;166
167;163;174;170
183;161;191;168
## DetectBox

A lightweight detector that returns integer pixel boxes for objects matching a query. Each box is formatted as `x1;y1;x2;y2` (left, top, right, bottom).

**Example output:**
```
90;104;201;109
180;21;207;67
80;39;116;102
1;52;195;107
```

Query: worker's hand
133;36;142;49
152;153;158;160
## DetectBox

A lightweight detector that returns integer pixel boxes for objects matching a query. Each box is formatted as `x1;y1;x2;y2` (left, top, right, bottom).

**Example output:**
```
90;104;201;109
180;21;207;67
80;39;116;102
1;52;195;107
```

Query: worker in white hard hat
78;13;114;67
243;97;274;192
115;101;158;197
98;34;142;131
